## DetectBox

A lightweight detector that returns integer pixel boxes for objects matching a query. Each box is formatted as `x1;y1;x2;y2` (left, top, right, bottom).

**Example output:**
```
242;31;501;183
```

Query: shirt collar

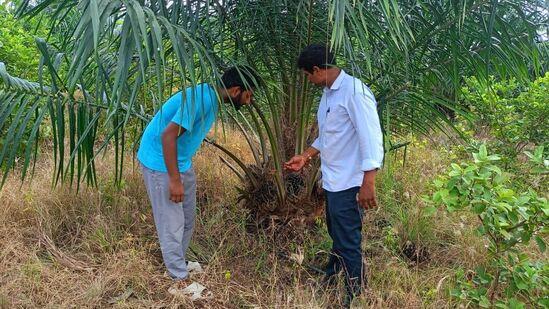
324;69;346;92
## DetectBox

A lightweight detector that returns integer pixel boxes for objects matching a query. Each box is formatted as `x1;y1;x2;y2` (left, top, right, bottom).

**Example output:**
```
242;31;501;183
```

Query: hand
357;181;377;210
169;179;184;203
284;155;307;172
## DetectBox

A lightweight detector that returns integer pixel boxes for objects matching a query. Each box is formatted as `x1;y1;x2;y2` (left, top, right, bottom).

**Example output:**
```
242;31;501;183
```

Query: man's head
297;44;337;87
220;66;262;110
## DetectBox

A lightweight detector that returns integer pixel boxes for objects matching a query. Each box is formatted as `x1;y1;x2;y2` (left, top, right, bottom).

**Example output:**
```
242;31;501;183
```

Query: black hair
220;66;262;90
297;44;336;73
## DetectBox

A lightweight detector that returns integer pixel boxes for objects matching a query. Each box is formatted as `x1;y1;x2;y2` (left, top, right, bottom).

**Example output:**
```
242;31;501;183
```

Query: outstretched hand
284;155;307;172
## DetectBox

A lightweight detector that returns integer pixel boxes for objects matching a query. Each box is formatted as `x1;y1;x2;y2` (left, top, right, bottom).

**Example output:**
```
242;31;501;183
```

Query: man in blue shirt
137;66;261;292
285;45;384;306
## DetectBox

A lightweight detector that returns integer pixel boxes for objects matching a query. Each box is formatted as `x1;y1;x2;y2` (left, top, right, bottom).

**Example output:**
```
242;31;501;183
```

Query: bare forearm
358;169;379;209
301;146;320;160
362;169;377;186
162;133;181;182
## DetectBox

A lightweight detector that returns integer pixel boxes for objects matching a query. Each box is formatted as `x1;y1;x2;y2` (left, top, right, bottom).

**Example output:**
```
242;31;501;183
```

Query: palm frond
1;0;545;208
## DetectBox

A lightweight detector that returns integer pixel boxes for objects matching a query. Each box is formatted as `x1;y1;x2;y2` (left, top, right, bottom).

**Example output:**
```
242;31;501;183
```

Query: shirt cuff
361;159;382;171
311;138;321;151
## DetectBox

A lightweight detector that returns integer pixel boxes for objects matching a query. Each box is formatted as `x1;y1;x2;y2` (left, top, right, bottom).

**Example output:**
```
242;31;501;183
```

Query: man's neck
215;86;229;103
325;68;342;88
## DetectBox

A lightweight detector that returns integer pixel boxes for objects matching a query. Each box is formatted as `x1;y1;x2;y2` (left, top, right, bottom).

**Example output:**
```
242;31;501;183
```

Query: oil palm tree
0;0;547;223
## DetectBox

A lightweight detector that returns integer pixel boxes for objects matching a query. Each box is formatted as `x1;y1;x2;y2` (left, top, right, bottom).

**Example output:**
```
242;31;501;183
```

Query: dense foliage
0;4;43;80
0;1;546;218
430;145;548;307
460;73;549;162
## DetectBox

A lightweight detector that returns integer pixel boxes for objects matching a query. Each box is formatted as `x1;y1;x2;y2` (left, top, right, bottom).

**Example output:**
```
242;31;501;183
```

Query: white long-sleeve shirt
311;70;384;192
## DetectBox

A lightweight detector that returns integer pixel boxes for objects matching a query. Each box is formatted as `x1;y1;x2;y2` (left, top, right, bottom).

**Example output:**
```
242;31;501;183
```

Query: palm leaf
1;0;545;206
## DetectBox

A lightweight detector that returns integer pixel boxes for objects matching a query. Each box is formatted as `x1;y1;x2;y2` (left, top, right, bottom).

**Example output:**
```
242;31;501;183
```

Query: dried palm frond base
237;163;325;235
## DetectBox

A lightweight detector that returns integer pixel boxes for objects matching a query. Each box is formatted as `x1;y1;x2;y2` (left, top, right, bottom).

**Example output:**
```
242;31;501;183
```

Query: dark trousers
325;186;364;298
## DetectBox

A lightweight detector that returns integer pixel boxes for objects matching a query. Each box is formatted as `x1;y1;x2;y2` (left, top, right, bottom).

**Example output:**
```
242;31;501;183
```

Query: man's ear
312;66;321;74
228;86;241;98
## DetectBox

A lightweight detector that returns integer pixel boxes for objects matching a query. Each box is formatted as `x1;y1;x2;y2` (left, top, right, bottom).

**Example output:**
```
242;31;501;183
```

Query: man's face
303;67;326;87
228;87;254;110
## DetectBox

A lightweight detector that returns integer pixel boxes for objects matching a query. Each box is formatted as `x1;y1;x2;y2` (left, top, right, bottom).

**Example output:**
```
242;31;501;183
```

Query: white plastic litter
182;282;208;301
168;281;210;300
187;261;203;274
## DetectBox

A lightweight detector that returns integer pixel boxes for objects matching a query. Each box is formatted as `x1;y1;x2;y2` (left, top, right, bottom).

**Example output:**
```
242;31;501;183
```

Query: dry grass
0;130;491;308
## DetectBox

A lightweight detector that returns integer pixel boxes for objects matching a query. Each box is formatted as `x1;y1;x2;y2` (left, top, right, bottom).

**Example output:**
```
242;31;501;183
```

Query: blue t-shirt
137;83;218;173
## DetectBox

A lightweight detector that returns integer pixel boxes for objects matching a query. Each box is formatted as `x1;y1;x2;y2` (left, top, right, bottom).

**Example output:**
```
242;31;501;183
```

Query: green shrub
0;4;45;80
452;257;548;308
429;144;548;307
461;74;549;162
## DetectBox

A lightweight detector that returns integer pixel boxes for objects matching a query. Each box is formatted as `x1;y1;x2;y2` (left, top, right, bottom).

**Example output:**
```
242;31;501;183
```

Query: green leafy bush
453;257;548;308
0;4;45;80
430;145;548;307
461;74;549;161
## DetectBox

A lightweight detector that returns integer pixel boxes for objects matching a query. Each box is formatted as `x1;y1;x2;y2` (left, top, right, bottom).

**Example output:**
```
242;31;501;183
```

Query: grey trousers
141;163;197;280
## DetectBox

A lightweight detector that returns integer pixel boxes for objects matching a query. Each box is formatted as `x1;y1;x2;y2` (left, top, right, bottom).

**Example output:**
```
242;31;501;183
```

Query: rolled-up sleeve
311;137;321;151
346;91;384;171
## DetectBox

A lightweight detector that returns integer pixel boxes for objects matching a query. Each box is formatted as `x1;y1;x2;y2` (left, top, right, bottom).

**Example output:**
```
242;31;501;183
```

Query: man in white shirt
285;44;384;303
